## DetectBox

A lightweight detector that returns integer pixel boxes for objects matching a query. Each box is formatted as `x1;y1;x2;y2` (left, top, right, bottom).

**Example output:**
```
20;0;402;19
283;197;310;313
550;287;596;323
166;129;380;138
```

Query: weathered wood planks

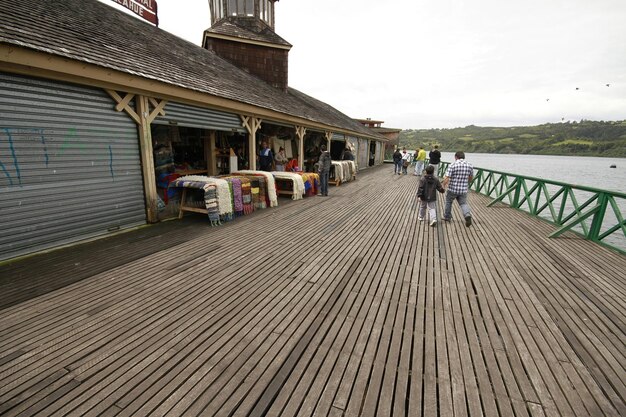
0;165;624;417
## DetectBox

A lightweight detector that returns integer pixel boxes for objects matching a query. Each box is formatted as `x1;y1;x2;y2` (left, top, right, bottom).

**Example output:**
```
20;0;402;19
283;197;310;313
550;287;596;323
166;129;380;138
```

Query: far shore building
0;0;388;261
355;118;402;160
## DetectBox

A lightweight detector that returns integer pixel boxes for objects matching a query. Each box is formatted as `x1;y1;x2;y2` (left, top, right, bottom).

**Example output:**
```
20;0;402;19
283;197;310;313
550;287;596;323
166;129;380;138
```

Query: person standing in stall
318;144;332;196
259;141;273;172
274;146;288;171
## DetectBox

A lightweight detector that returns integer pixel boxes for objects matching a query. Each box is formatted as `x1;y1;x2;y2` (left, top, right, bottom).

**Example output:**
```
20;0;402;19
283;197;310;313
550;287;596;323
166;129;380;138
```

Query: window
245;0;254;16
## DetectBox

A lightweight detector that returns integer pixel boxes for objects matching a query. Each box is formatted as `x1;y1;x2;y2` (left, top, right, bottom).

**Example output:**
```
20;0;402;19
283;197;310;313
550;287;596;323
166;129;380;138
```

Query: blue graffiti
40;131;49;167
0;160;13;186
108;145;115;181
3;128;21;185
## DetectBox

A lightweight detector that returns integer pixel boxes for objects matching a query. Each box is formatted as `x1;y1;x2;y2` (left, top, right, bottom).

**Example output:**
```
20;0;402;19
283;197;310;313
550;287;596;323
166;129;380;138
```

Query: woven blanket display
168;178;221;225
233;170;279;207
300;172;320;196
331;161;357;183
218;176;244;217
272;172;306;200
177;175;234;221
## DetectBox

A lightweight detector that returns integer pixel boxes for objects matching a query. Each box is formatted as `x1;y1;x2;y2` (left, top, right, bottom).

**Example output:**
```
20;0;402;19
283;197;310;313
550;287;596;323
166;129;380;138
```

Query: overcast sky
100;0;626;129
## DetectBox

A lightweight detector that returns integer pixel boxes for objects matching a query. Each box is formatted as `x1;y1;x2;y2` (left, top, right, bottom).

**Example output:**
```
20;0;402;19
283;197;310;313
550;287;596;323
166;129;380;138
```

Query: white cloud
97;0;626;129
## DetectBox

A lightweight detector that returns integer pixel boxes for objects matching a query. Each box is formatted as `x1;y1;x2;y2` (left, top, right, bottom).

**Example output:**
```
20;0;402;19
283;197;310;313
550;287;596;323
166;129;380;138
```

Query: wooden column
325;131;332;153
106;90;167;224
241;115;262;170
206;131;217;175
136;96;158;222
296;125;307;171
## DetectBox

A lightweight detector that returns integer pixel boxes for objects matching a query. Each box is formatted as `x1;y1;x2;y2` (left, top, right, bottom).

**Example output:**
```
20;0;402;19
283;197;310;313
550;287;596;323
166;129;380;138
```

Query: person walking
417;165;445;226
274;146;288;171
442;151;474;226
392;148;402;175
414;146;427;176
428;145;442;177
318;144;331;196
401;148;411;175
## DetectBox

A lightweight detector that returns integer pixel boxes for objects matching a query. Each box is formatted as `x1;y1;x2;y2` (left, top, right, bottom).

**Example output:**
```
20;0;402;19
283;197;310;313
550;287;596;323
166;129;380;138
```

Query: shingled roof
205;18;292;48
0;0;383;140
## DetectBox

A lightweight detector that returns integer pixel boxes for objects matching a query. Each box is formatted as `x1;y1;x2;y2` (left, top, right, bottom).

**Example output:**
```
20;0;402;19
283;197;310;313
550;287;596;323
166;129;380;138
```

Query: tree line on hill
398;120;626;157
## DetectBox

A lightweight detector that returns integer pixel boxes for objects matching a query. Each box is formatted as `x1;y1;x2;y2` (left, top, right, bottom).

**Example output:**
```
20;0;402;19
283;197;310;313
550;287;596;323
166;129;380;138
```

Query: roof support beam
325;131;332;154
241;115;262;170
296;126;307;170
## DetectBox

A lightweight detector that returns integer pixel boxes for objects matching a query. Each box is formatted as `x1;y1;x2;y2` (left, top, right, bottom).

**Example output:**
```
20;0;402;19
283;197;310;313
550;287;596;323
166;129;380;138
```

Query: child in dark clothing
417;165;445;226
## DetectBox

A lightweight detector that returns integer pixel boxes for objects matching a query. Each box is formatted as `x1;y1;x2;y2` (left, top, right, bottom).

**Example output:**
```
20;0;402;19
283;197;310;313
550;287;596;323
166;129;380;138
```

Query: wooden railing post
589;192;609;242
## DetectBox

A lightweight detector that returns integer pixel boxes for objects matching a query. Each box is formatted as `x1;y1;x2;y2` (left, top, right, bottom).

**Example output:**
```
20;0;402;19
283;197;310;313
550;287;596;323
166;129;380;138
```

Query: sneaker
465;215;472;227
443;217;451;222
418;217;424;221
430;220;437;227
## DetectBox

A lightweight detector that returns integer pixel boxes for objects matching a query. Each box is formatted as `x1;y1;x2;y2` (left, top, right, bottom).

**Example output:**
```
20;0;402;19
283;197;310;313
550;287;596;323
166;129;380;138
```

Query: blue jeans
394;161;402;174
320;170;329;195
444;191;471;220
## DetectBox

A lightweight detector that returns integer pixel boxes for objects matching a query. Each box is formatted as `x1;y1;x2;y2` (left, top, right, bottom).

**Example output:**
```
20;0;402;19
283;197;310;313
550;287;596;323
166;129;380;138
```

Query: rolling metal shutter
0;72;146;261
332;133;344;142
153;101;245;132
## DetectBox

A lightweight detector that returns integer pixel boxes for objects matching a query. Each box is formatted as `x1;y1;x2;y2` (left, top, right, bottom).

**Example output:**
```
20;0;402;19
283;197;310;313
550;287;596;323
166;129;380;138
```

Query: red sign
110;0;159;25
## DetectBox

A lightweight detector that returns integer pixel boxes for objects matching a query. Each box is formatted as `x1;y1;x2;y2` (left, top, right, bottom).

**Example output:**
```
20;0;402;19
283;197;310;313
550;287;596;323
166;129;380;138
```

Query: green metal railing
436;161;626;254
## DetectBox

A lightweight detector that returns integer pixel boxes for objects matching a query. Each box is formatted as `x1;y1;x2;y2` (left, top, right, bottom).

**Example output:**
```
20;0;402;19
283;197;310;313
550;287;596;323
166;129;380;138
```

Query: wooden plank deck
0;165;624;417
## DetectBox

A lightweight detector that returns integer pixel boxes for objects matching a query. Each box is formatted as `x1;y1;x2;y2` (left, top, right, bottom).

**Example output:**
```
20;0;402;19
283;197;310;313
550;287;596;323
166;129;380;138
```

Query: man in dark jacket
318;144;332;196
343;148;355;161
417;165;445;226
392;148;402;175
428;145;442;177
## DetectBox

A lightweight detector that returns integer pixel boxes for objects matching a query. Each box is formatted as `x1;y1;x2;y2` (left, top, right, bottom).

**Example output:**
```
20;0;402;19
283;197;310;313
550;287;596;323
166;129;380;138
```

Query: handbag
403;160;409;167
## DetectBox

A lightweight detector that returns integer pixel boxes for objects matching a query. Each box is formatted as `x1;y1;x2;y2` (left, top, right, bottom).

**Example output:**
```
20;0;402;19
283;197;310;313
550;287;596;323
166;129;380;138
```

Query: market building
0;0;388;261
355;118;402;160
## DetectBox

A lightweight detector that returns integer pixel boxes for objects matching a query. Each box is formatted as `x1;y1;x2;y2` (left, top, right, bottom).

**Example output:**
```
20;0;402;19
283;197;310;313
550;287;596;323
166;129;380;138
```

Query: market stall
272;172;320;199
330;161;357;186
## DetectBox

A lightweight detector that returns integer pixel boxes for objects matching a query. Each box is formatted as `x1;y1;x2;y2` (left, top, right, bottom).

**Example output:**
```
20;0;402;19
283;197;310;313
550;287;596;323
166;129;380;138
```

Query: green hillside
398;120;626;157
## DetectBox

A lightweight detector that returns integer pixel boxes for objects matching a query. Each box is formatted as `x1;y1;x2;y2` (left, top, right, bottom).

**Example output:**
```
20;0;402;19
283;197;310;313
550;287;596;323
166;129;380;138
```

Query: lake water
434;152;625;251
440;152;626;194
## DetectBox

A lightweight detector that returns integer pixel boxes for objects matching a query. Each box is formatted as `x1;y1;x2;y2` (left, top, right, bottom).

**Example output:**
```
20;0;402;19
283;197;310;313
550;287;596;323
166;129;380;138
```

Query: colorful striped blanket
177;175;234;221
168;178;221;225
233;170;278;207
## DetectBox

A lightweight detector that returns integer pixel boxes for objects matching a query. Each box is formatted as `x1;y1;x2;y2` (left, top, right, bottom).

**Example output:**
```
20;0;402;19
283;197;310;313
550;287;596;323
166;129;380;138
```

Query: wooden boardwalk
0;165;624;417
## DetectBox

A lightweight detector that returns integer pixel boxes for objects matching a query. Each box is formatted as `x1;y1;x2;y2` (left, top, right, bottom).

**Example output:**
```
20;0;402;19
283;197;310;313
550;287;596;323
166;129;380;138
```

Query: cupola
204;0;292;91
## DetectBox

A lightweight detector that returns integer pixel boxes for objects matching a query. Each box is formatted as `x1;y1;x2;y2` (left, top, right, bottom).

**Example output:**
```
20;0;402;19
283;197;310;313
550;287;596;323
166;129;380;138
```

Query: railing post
588;192;609;242
511;176;522;208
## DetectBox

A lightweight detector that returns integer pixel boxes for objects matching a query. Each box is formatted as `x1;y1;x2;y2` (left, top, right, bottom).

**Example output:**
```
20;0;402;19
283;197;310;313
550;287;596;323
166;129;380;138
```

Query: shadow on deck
0;165;624;417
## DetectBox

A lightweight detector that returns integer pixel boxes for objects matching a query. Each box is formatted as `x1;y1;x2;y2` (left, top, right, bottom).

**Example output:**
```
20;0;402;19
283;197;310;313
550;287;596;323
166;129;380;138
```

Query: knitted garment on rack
168;178;220;225
271;172;306;200
178;175;233;221
233;170;278;207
